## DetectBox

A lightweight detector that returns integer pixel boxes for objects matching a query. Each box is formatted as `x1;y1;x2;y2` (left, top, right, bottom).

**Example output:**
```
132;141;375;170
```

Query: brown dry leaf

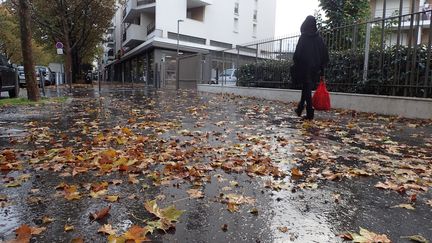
72;167;88;176
42;216;54;224
98;224;117;235
400;235;429;243
391;203;415;210
111;179;123;185
427;200;432;207
64;225;74;232
348;227;391;243
227;202;238;212
106;195;119;202
64;185;81;201
71;238;84;243
187;189;204;199
14;224;32;242
291;167;303;177
30;226;46;235
90;189;108;199
90;206;111;221
123;225;149;242
128;174;139;184
277;226;289;233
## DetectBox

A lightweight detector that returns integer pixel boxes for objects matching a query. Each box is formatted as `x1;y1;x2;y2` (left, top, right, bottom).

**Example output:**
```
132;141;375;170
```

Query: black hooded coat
293;16;329;84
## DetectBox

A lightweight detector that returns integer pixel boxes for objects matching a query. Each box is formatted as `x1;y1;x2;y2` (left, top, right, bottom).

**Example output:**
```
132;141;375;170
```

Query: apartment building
370;0;432;45
101;0;276;86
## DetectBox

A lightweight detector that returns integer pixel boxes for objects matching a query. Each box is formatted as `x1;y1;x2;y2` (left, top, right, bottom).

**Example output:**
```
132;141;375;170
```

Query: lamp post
176;19;183;90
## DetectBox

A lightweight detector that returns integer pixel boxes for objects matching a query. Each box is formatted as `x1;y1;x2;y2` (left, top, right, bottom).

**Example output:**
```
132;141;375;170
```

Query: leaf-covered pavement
0;85;431;242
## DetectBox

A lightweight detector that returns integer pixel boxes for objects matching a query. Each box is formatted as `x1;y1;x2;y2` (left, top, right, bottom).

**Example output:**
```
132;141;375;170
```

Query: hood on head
300;15;318;34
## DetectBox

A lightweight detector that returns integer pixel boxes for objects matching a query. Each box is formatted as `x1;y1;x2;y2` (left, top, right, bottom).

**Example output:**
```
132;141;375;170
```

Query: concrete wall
156;0;276;46
197;85;432;119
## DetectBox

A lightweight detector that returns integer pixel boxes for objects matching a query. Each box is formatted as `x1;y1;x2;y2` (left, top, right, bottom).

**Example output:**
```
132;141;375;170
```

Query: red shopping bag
312;78;331;111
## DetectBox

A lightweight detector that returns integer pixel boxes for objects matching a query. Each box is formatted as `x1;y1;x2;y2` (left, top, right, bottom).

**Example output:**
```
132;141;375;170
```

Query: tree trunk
72;49;80;83
64;42;73;92
18;0;39;101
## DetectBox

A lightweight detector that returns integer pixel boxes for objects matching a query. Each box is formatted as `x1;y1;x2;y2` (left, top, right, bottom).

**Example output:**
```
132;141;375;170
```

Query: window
234;18;239;33
167;32;206;45
234;2;239;15
253;23;257;37
210;40;233;49
187;6;205;21
253;10;258;22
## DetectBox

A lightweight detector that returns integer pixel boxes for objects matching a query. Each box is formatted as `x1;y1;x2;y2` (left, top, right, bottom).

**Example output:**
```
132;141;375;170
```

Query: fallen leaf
123;225;149;242
64;225;74;232
42;216;54;224
64;185;81;201
90;189;108;198
107;234;126;243
348;227;391;243
400;235;429;243
98;224;117;235
106;195;119;202
391;203;415;210
221;224;228;232
250;208;259;215
30;226;46;235
90;206;111;221
14;224;31;242
71;238;84;243
187;189;204;199
278;226;289;233
291;167;303;177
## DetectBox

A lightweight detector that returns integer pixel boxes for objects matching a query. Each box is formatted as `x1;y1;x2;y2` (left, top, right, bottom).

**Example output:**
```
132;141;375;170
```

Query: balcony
187;0;212;8
123;0;156;23
122;23;146;48
107;49;115;60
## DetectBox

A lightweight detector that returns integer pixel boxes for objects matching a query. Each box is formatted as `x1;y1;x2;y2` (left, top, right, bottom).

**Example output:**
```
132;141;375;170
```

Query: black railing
212;9;432;98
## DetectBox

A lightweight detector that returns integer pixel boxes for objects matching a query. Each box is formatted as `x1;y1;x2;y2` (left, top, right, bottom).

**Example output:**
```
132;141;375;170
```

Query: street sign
57;49;64;55
55;42;64;49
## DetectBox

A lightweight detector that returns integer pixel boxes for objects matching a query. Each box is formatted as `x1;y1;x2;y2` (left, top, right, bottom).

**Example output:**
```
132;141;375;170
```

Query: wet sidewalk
0;84;431;242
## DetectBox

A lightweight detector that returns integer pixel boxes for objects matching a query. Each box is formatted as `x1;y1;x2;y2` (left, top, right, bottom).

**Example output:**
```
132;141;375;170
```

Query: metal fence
204;9;432;98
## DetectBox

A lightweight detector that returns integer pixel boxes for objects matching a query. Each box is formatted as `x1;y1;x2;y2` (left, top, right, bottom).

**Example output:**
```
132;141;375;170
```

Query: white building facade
370;0;432;45
101;0;276;86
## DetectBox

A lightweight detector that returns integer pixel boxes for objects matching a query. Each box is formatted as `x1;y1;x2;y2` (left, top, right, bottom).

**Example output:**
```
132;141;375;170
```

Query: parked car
0;54;20;98
18;65;53;87
216;68;237;85
36;66;54;86
17;65;26;87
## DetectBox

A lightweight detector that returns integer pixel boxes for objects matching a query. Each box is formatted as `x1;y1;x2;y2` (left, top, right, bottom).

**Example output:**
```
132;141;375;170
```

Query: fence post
425;10;432;98
363;23;371;83
279;39;282;61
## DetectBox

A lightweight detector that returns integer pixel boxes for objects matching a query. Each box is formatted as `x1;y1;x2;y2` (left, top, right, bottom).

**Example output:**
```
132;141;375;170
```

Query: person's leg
295;82;306;116
304;79;314;120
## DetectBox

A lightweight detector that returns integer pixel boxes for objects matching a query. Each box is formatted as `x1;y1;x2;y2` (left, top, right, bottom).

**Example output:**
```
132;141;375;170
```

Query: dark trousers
297;80;313;114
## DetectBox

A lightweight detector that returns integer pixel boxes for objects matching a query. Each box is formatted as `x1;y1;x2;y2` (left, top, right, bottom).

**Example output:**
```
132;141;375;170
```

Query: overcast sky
275;0;321;37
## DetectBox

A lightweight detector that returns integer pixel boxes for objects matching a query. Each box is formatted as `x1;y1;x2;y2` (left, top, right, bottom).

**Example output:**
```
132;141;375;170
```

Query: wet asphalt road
0;84;431;243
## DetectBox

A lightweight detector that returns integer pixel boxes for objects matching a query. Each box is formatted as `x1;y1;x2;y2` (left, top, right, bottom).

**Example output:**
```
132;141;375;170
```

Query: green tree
0;2;56;65
319;0;370;28
30;0;115;83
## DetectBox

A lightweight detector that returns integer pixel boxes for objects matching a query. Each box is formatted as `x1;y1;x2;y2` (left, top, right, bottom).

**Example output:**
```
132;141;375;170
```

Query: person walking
293;15;329;120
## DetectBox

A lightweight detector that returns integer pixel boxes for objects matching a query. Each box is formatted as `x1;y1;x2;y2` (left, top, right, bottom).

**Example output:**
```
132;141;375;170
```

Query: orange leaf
123;225;149;242
291;167;303;177
90;206;111;221
15;224;31;242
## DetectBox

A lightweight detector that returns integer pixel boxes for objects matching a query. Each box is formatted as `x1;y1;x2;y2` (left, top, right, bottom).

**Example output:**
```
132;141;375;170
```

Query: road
0;84;431;242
